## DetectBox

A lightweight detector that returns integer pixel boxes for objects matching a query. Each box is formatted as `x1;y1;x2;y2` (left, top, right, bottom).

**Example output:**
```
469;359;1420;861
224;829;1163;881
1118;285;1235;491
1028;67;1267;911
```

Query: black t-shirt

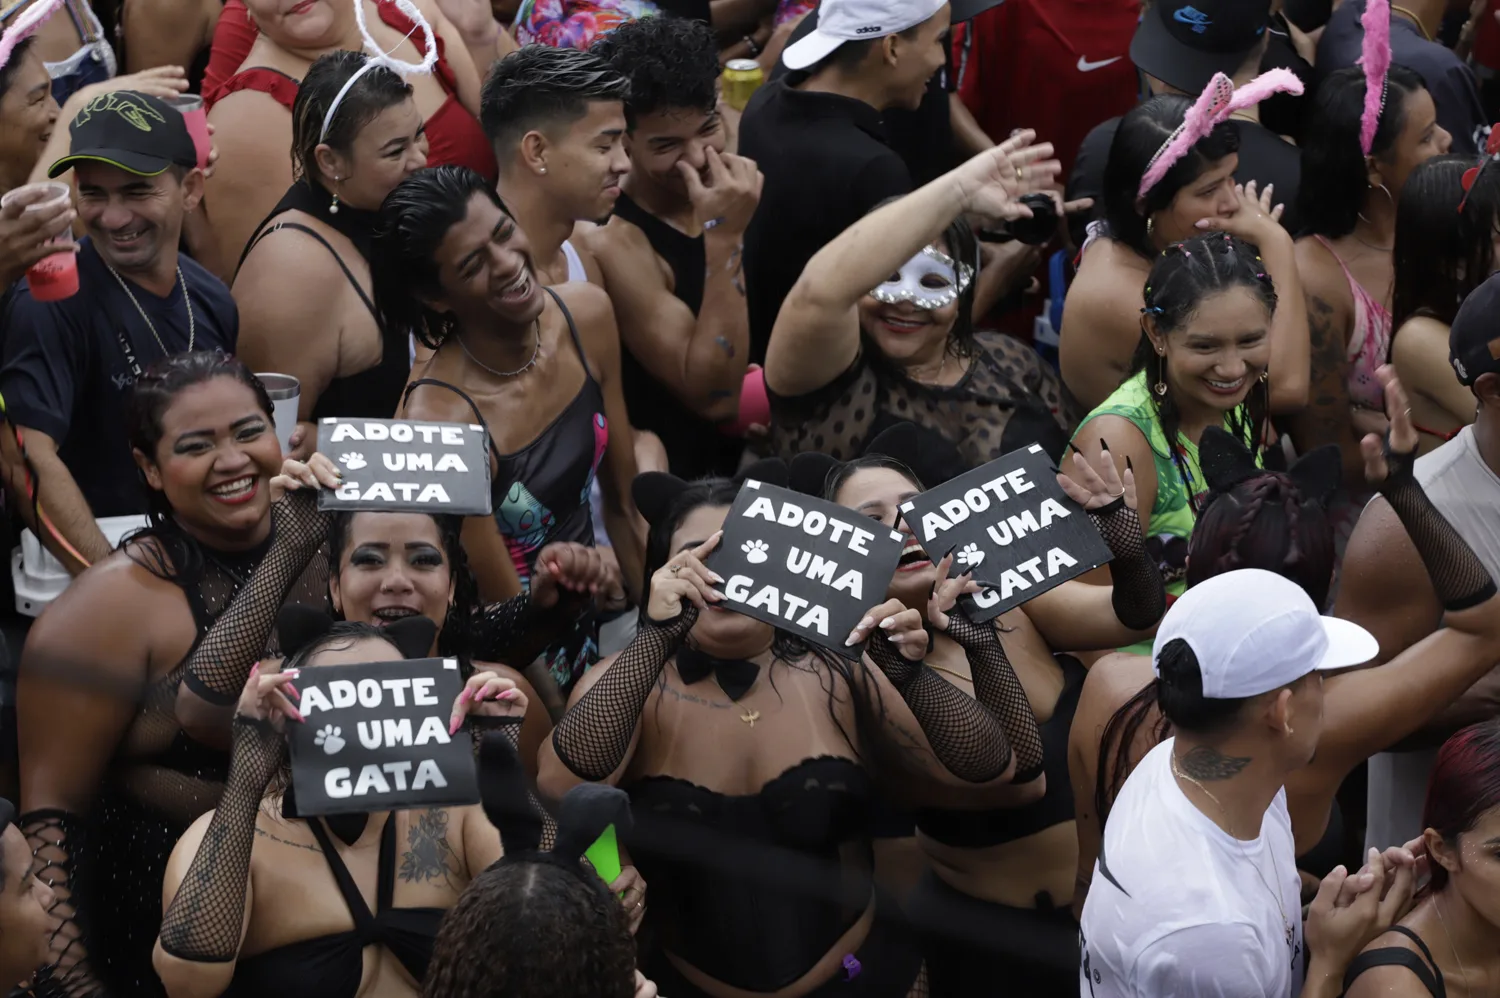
0;238;239;517
1317;0;1484;154
739;80;912;363
1066;116;1303;238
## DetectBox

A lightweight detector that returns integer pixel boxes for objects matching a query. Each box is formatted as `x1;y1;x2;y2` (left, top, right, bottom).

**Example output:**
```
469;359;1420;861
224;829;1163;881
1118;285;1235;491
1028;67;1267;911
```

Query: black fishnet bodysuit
20;512;328;998
767;331;1080;470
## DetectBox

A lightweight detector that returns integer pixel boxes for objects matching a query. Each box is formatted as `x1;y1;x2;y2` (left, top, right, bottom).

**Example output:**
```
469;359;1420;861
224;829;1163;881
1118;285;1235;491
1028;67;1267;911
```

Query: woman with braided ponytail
1073;231;1278;645
1069;366;1500;918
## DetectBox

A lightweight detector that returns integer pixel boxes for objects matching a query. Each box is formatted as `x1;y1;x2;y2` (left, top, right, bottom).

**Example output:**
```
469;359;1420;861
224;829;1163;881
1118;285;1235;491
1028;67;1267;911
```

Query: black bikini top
224;815;444;998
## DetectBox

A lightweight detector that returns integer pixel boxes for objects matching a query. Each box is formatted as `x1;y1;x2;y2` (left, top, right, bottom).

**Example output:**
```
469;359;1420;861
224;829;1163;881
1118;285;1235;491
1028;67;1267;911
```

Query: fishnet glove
157;715;284;961
550;606;698;781
866;630;1014;783
1089;497;1167;630
183;490;331;705
18;811;102;997
1378;444;1496;612
945;611;1045;781
471;716;555;849
470;593;582;669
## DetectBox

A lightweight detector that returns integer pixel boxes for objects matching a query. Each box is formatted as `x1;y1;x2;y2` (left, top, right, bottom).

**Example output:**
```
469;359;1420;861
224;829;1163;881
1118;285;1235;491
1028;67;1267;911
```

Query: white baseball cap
1152;569;1378;699
782;0;949;71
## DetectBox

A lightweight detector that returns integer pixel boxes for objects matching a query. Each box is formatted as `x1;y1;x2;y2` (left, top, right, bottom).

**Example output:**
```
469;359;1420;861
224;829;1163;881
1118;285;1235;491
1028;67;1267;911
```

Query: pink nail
449;716;461;735
286;684;300;700
249;662;260;679
459;688;471;705
291;707;305;723
500;689;519;700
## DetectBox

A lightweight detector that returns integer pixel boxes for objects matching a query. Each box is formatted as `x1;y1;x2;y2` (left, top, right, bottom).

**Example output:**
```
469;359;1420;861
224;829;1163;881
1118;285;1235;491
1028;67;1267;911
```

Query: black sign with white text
898;443;1111;622
706;479;904;659
318;418;492;515
288;657;479;816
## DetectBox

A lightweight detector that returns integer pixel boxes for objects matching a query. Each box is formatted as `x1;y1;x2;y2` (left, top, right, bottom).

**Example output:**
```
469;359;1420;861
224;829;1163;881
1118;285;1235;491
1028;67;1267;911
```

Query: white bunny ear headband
0;0;67;76
318;0;438;143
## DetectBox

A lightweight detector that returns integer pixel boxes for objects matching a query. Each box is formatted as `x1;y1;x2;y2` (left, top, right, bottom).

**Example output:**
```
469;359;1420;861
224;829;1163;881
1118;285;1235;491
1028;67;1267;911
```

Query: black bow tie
676;645;761;702
282;784;369;847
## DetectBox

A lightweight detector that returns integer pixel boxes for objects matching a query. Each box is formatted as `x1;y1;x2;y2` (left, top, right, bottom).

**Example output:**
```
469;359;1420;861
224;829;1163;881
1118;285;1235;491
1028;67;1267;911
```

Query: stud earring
329;176;340;215
539;166;548;175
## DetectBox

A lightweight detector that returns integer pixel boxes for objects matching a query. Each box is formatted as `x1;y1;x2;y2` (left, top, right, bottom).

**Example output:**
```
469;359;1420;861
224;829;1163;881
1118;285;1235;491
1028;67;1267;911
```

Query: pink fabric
1313;235;1392;412
1358;0;1392;155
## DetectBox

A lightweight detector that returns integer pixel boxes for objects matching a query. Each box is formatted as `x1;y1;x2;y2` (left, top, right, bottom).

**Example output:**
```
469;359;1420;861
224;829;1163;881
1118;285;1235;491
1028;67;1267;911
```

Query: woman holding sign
541;466;1054;998
16;352;340;997
154;618;528;998
1073;231;1277;630
763;133;1081;472
807;429;1166;996
377;166;645;701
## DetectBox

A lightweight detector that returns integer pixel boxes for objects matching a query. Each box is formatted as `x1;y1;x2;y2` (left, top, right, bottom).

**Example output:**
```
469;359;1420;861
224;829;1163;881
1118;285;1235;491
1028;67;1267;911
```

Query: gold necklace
910;351;949;385
926;662;972;684
458;317;541;378
1390;4;1434;41
104;261;195;357
1170;753;1295;948
1434;896;1472;995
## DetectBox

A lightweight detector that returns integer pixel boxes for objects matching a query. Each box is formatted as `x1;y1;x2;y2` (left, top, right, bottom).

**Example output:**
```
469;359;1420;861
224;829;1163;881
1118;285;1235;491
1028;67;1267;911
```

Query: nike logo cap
1130;0;1272;96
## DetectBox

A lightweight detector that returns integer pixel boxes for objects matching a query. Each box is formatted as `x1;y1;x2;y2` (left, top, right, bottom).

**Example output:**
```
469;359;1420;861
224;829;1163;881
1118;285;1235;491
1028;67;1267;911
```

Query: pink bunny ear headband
1358;0;1392;156
0;0;67;75
319;0;438;143
1137;69;1305;201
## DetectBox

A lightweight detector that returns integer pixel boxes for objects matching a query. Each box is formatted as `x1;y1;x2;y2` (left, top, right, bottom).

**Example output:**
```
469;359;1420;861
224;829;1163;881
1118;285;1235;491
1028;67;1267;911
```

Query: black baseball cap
1450;273;1500;387
1131;0;1272;96
48;91;198;179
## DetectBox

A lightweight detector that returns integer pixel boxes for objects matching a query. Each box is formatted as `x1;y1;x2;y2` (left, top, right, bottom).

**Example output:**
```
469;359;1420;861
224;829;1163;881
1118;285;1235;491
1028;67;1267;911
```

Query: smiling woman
0;37;59;194
14;352;334;997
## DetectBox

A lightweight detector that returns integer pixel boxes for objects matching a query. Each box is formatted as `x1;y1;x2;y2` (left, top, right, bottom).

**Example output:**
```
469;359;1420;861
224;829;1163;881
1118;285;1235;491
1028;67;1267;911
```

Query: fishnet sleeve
1379;446;1496;612
471;715;555;850
18;810;101;997
157;715;283;961
470;593;582;670
865;630;1015;783
945;611;1045;781
1089;497;1168;630
550;606;697;781
182;490;331;704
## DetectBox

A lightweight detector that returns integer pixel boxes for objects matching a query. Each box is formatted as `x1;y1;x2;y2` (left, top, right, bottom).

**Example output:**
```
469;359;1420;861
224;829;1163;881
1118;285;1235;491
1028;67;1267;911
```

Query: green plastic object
585;824;622;888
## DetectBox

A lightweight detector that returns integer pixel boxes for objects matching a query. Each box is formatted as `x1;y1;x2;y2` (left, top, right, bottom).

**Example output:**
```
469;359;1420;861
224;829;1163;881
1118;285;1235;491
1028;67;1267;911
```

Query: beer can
722;59;764;112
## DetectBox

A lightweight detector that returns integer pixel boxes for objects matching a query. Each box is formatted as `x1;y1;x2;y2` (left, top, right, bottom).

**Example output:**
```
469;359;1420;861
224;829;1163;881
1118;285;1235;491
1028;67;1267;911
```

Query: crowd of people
0;0;1494;994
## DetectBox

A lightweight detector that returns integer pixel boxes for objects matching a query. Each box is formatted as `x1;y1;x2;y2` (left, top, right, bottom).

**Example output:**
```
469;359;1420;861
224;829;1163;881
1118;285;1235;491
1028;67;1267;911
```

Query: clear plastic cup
165;95;211;171
1;182;77;302
256;373;301;454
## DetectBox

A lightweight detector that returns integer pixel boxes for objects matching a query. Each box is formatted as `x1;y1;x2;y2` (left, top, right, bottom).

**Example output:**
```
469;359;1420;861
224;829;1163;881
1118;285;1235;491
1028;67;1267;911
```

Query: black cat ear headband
476;732;633;871
275;604;439;663
786;422;967;499
631;458;790;530
1198;426;1341;504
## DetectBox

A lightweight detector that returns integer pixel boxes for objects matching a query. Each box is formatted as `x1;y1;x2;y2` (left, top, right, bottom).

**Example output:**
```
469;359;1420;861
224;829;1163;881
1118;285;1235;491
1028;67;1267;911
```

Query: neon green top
1075;370;1258;653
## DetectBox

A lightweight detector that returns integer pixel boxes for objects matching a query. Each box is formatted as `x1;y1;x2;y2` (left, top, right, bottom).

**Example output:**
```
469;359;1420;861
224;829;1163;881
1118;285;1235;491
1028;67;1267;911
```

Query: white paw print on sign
742;539;770;564
314;725;345;755
338;452;367;471
955;543;985;568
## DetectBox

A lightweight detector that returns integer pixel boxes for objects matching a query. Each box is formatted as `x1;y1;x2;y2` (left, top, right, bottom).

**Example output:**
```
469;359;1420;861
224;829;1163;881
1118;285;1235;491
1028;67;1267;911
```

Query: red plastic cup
1;182;77;302
166;95;211;170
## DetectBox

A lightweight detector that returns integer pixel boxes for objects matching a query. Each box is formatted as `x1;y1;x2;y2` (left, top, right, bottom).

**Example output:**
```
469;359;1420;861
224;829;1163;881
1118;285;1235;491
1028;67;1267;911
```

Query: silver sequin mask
869;245;974;311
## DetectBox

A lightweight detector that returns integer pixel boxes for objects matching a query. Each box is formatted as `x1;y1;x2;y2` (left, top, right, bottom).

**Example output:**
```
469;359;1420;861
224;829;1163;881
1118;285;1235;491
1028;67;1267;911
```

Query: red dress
203;0;497;182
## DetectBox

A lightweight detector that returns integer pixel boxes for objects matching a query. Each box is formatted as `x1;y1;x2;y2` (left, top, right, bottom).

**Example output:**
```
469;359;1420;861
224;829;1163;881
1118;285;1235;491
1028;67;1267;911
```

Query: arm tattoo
714;335;736;358
1178;745;1252;781
398;810;461;887
1303;295;1350;441
728;244;745;297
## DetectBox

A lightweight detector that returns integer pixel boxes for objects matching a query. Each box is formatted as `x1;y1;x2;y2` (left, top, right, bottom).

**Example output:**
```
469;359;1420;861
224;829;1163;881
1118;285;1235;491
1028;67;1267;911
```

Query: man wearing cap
1337;275;1500;853
0;90;236;573
1079;567;1391;998
1316;0;1483;154
1068;0;1304;236
738;0;952;364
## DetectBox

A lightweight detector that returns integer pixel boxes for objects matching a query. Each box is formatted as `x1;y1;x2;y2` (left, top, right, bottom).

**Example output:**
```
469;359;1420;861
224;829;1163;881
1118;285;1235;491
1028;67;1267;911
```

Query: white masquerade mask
869;245;974;311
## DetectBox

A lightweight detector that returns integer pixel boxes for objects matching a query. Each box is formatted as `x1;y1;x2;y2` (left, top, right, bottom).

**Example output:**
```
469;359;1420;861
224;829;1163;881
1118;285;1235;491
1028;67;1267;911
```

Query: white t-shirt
1079;739;1305;998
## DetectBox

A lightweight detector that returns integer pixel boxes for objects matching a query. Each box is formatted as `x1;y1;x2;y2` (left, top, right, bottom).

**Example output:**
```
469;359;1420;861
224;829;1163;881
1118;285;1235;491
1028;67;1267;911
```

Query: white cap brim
1312;616;1379;673
782;28;846;70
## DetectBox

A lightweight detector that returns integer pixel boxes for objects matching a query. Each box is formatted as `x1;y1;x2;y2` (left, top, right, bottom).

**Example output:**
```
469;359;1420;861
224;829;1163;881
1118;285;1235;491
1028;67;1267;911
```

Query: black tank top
239;179;411;420
1343;926;1447;997
403;288;603;694
225;815;442;997
611;191;742;480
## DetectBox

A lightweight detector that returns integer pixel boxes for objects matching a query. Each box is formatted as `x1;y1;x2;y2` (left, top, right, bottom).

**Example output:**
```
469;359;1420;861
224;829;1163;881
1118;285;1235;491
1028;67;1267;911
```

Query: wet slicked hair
479;45;627;159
